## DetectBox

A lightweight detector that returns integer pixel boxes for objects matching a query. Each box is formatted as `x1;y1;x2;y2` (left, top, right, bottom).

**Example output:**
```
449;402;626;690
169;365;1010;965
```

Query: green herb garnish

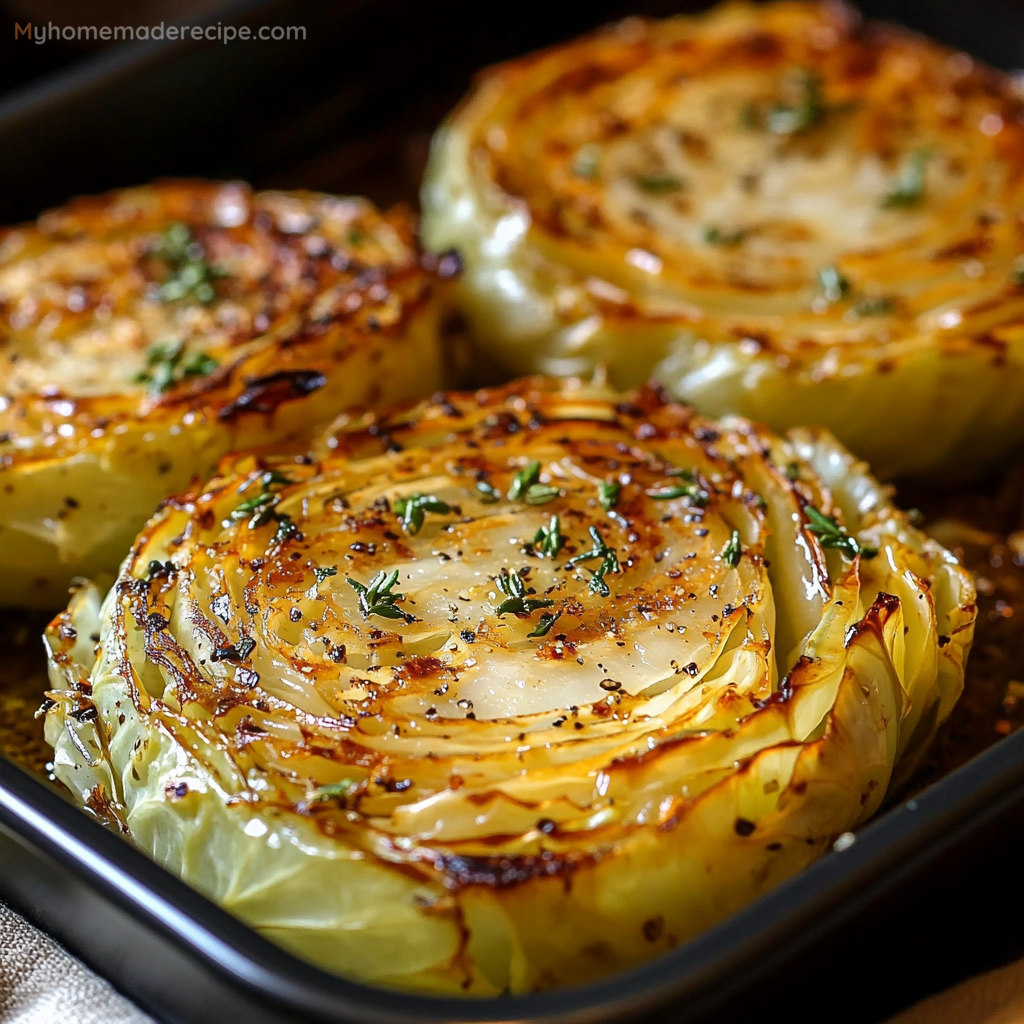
394;493;452;534
493;568;555;617
721;529;742;568
528;611;562;638
573;145;600;180
476;481;501;504
155;222;225;304
565;525;621;596
646;476;709;506
702;225;747;247
881;149;930;209
524;484;561;505
134;339;219;395
306;779;357;805
272;513;299;545
230;491;279;527
766;70;824;135
634;173;684;194
347;569;409;621
313;566;338;585
598;480;621;511
804;505;875;560
532;515;565;559
508;462;542;501
817;265;850;304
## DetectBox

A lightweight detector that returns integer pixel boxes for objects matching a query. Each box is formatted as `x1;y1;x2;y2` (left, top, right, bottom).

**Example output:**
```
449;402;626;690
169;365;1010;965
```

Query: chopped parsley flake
134;339;218;395
476;481;501;503
155;222;226;304
494;568;555;617
394;492;452;534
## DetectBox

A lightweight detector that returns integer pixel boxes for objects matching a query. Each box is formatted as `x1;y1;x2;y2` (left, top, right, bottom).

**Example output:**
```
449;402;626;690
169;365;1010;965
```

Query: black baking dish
3;2;1024;1021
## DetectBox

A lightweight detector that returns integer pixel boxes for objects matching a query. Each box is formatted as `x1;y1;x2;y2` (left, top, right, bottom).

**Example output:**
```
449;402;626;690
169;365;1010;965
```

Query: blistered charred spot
933;236;992;261
395;656;446;681
643;915;666;942
435;850;583;890
218;370;327;421
845;592;901;648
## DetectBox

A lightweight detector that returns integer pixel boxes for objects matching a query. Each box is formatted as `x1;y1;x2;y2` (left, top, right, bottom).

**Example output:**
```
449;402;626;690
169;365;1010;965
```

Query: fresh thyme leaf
573;144;600;179
702;225;747;247
155;222;226;305
882;149;930;209
805;505;867;560
347;569;408;621
394;493;452;534
261;470;293;488
532;516;565;559
314;566;338;585
230;491;278;524
528;611;562;638
565;526;621;595
766;70;823;135
598;480;621;511
493;568;555;617
524;484;560;505
476;481;501;504
306;779;357;804
817;264;850;304
853;296;896;317
634;173;684;194
784;462;802;481
646;480;708;506
508;461;542;501
721;529;742;568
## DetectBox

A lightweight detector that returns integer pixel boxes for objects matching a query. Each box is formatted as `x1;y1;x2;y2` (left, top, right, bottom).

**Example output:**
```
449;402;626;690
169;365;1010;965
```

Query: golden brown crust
0;180;443;465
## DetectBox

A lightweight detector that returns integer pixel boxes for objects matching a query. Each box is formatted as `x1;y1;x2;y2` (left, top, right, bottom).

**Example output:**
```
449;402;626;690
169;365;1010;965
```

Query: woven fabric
0;903;152;1024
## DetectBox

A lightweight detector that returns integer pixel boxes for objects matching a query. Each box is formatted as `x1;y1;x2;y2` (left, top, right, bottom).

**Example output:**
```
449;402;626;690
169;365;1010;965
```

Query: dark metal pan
3;2;1024;1021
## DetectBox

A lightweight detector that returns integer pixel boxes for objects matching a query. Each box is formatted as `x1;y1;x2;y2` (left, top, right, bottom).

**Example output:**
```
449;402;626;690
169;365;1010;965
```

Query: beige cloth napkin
0;903;152;1024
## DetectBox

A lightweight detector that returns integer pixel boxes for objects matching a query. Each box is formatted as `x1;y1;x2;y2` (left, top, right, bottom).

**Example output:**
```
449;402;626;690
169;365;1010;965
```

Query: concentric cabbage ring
44;377;975;994
422;0;1024;478
0;181;448;608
